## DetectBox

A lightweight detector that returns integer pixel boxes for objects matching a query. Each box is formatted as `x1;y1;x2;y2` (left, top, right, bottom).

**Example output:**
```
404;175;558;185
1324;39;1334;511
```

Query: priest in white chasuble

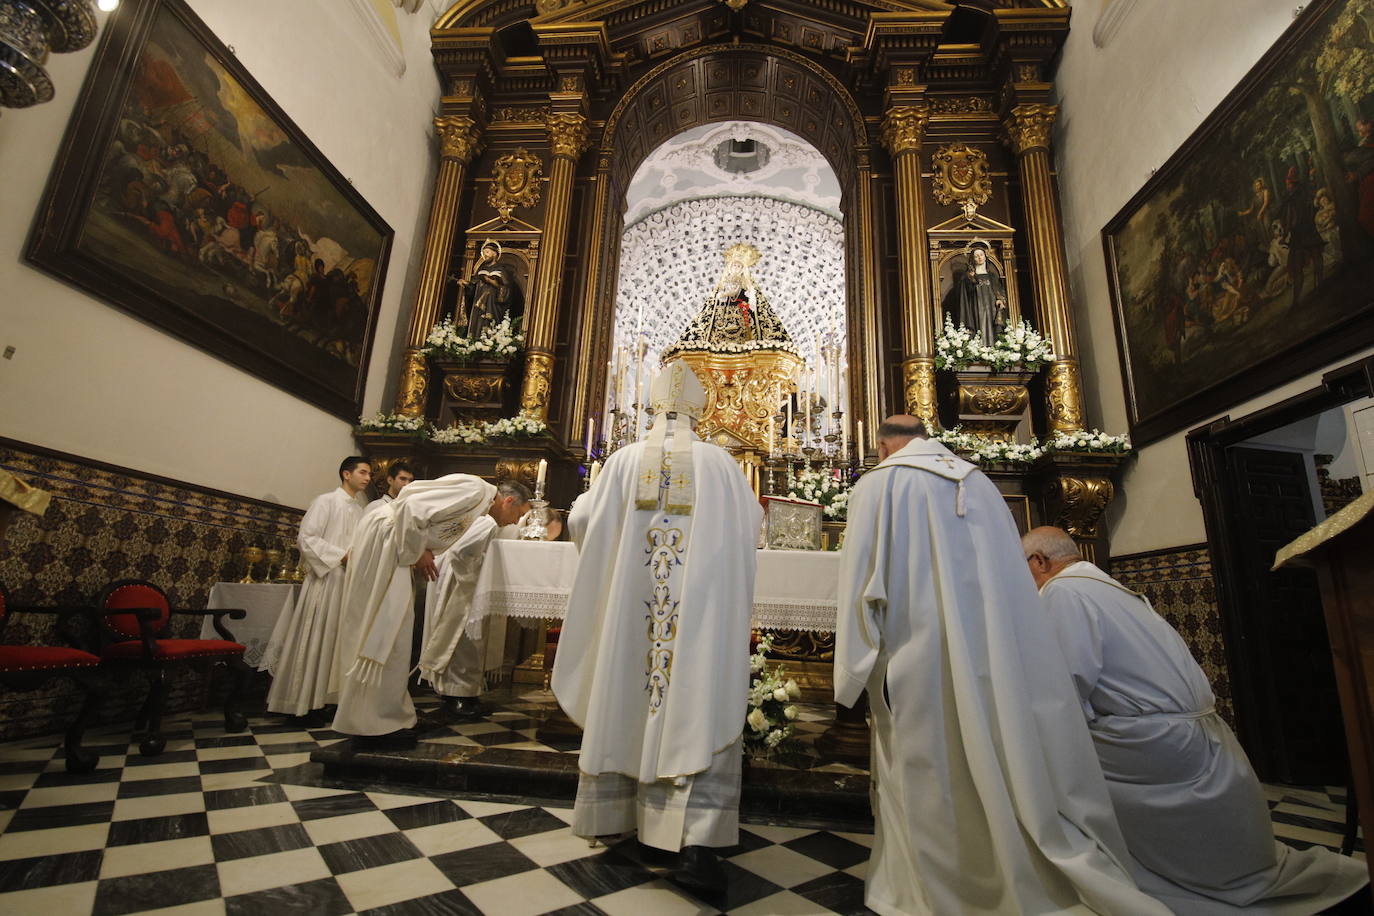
332;474;526;746
263;456;370;720
836;416;1171;916
418;480;532;722
553;360;761;899
1024;526;1370;915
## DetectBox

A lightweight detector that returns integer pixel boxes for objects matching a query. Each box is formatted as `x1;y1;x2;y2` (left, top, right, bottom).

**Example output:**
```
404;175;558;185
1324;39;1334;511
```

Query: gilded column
851;149;884;457
880;104;938;431
394;114;482;416
520;110;590;421
1004;103;1084;434
568;153;613;448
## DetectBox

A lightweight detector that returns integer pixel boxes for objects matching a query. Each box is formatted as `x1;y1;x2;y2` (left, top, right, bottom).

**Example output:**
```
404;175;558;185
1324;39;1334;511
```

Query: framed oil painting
27;0;392;420
1103;0;1374;445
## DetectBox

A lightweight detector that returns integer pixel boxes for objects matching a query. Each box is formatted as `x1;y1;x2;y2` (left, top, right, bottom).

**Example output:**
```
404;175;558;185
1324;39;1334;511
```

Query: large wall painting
27;0;393;420
1103;0;1374;445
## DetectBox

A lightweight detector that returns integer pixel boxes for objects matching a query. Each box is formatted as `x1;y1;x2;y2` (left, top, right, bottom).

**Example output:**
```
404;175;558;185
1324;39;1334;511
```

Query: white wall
0;1;440;508
1053;0;1374;554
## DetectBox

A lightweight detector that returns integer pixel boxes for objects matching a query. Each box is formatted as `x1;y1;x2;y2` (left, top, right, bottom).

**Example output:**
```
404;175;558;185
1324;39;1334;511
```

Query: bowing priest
418;479;533;723
332;474;528;747
836;416;1171;916
1024;526;1370;915
553;360;761;900
263;456;370;721
363;460;415;517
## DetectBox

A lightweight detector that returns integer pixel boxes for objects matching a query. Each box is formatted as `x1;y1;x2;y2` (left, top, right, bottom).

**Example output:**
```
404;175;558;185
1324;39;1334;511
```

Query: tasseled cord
955;480;966;518
344;656;385;687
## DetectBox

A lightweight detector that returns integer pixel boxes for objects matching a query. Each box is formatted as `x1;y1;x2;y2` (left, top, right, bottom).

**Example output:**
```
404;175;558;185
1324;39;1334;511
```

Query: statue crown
723;242;760;267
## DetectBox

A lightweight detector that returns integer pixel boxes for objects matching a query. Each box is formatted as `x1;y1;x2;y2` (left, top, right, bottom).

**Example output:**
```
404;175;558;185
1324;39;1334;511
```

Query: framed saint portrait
1103;0;1374;445
27;0;393;420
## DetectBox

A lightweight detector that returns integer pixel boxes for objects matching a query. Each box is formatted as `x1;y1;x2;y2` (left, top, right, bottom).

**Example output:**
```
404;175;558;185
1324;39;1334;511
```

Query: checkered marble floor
0;688;1362;915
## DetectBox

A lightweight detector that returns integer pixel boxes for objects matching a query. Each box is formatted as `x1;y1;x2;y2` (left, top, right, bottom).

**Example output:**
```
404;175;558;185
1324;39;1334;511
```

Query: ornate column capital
1002;103;1058;155
546;111;590;161
434;114;482;163
880;104;930;157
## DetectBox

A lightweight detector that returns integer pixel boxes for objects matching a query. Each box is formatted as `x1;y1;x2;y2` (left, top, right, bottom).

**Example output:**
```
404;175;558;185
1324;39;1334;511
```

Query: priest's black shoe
439;696;485;722
672;845;728;904
352;729;418;750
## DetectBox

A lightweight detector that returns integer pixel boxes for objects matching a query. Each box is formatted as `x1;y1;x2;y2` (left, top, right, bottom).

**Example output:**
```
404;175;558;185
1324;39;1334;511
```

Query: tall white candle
768;417;775;455
585;418;594;454
786;398;793;447
856;420;864;460
588;460;600;486
841;421;848;459
536;458;547;489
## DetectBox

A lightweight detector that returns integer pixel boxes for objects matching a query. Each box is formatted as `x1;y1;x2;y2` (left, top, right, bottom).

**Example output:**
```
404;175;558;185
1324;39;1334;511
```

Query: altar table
200;582;298;669
472;541;841;631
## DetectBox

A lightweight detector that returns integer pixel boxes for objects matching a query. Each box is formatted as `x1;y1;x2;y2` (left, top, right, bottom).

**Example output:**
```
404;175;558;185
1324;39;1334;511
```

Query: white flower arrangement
356;413;427;434
1046;429;1133;454
935;315;1055;372
422;315;524;363
932;427;1045;465
744;633;801;756
666;338;801;358
785;466;851;520
426;415;548;446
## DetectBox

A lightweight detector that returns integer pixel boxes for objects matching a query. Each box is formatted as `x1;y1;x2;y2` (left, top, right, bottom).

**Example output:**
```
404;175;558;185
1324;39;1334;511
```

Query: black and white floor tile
0;689;1362;915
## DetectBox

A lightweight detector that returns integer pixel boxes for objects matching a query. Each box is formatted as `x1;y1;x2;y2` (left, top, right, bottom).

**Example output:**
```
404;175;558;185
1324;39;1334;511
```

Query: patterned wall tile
1112;543;1234;727
0;439;301;741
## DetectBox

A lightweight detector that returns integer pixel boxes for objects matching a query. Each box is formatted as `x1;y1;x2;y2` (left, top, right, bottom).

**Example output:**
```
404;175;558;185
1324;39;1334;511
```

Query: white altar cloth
201;582;298;669
472;541;840;632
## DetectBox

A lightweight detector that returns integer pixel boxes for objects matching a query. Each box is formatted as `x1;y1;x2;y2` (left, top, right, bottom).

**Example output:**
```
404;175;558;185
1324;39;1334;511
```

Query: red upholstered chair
97;579;250;756
0;584;106;773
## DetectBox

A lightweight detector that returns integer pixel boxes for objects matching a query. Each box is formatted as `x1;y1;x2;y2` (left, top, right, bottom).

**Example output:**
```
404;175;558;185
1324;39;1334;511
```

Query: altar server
836;416;1170;916
553;360;761;899
1024;525;1369;915
332;474;527;746
363;460;415;517
418;479;532;722
264;456;370;718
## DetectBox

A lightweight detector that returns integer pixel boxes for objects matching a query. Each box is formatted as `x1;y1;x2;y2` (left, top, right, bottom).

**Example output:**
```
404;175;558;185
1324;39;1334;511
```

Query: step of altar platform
310;687;874;829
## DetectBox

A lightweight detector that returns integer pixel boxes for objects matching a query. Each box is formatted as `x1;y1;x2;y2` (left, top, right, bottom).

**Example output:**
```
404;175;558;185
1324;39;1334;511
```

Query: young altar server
553;360;761;901
418;479;533;722
836;416;1171;916
363;460;415;517
1024;525;1370;915
332;474;527;746
263;456;370;720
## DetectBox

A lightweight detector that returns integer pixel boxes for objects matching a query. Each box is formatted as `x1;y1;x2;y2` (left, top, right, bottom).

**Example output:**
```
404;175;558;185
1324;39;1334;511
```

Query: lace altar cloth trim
480;588;837;633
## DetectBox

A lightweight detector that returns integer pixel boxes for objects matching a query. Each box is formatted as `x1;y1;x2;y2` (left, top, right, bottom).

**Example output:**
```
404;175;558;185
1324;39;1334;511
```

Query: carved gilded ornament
487;148;543;222
394;349;428;417
435;115;481;163
520;351;555;418
961;384;1027;416
1014;62;1041;83
545;111;591;160
444;374;506;405
1046;475;1115;539
902;357;939;431
930;96;992;115
931;144;992;212
534;0;577;13
1004;103;1058;155
495;458;540;489
1046;360;1085;433
492;106;551;123
880;105;929;157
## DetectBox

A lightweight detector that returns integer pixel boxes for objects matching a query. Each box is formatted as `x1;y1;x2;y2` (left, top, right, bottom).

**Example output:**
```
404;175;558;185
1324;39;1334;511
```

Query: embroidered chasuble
1041;562;1368;914
263;487;362;715
836;438;1171;916
554;361;761;851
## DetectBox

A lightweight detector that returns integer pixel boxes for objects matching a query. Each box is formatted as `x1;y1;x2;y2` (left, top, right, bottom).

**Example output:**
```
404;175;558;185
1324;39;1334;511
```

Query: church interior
1;0;1372;913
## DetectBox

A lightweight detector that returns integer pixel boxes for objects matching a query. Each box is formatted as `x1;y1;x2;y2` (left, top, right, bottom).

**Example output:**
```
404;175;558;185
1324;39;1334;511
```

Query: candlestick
536;458;547;490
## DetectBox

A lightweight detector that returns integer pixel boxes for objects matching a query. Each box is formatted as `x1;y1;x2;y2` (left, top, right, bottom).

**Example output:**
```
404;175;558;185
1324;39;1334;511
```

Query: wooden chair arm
170;607;246;642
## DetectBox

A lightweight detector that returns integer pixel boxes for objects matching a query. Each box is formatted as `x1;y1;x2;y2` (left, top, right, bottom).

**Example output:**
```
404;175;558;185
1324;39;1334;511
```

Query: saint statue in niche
459;239;523;338
953;241;1007;347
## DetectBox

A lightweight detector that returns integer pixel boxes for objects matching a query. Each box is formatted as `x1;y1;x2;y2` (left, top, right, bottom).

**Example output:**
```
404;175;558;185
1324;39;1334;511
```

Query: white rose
773;687;789;702
747;708;768;733
784;705;798;720
785;678;801;699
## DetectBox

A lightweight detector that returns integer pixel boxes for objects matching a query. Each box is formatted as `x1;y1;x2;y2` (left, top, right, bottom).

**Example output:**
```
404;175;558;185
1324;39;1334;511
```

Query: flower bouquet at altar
744;633;802;757
422;314;524;363
354;412;428;437
935;315;1054;372
428;415;547;447
786;466;851;520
